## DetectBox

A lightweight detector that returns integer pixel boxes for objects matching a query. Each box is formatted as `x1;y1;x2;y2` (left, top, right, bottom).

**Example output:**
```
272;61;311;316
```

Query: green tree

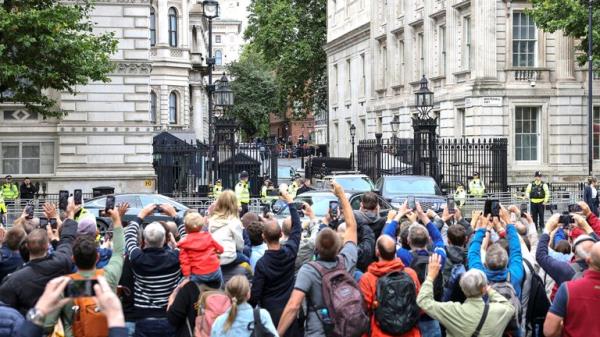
244;0;327;118
0;0;118;118
226;50;278;139
528;0;600;67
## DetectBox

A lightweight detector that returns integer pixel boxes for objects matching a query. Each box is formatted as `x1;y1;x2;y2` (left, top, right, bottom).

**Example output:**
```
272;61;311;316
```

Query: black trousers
531;202;545;229
240;203;249;217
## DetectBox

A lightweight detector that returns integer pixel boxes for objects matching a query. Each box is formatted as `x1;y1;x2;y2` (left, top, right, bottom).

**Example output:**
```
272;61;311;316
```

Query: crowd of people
0;178;599;337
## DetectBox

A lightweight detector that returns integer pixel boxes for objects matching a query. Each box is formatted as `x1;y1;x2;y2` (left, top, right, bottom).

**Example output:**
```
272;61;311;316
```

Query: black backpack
410;252;443;301
490;280;522;337
523;260;550;337
373;271;420;335
249;308;276;337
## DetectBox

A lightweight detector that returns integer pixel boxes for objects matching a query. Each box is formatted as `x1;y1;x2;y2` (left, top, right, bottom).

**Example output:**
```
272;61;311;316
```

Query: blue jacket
467;224;524;298
211;303;278;337
0;245;23;282
382;220;447;267
0;302;23;337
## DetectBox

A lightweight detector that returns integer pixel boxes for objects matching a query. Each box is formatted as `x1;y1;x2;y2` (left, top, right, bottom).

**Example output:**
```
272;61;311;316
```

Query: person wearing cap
287;175;301;199
468;172;485;198
236;171;251;216
260;179;276;205
213;179;223;200
525;171;550;230
1;175;19;208
453;183;467;208
543;241;600;337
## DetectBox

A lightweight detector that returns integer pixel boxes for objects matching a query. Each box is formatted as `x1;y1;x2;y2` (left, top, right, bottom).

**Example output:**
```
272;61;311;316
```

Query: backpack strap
471;302;489;337
248;308;265;334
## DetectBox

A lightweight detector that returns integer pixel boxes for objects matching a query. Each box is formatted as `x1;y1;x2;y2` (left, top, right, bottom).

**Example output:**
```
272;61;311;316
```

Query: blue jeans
190;269;223;289
419;319;442;337
125;322;136;337
134;318;175;337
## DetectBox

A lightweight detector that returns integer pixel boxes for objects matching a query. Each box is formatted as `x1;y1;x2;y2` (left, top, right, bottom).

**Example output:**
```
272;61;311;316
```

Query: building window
515;107;539;161
462;16;471;70
456;108;465;137
332;64;338;104
215;34;222;43
332;0;336;25
439;25;446;76
150;91;157;124
345;58;351;102
417;32;424;77
594;107;600;159
360;53;366;97
1;142;54;174
513;12;537;67
215;50;222;65
377;39;387;90
169;92;178;124
361;118;367;139
150;8;156;47
396;0;404;16
168;7;178;47
396;36;404;85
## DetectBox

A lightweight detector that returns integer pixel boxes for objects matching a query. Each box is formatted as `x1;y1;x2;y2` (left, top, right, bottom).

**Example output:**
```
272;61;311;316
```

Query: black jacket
249;204;301;330
166;281;202;337
19;183;37;200
356;223;375;272
353;210;386;238
0;219;77;315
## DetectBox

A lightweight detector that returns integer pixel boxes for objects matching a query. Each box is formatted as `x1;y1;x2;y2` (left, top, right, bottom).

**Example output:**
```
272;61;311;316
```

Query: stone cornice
324;22;370;55
112;61;153;75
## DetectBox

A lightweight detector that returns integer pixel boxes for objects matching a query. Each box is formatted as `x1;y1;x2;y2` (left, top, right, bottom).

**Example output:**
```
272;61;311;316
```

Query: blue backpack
442;263;466;303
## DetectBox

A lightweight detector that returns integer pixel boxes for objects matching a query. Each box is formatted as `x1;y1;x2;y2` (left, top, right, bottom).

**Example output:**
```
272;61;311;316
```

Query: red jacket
177;231;224;276
571;212;600;238
562;269;600;337
359;258;422;337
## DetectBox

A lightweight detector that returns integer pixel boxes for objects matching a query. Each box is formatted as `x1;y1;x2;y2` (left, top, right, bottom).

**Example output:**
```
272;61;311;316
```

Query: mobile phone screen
25;204;34;219
64;279;99;298
59;190;69;211
38;217;48;228
74;189;82;205
447;198;455;213
491;200;501;217
329;201;339;218
407;196;416;210
105;196;115;212
49;218;58;229
568;204;582;213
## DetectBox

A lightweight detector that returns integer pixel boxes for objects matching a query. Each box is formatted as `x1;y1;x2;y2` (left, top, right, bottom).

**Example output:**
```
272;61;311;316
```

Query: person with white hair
124;203;185;337
417;254;515;337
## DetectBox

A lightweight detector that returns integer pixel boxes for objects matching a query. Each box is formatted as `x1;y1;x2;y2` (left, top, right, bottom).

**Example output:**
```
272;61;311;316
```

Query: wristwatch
26;307;45;326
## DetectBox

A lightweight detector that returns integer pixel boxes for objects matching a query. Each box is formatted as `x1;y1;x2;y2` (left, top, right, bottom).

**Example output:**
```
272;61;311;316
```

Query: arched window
169;92;178;124
149;8;156;47
168;7;178;47
215;50;222;65
150;91;157;123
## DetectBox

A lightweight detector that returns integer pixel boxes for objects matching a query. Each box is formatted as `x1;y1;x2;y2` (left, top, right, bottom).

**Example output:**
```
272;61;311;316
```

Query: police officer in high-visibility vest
0;188;6;225
468;172;485;198
213;179;223;200
260;179;277;205
235;171;250;216
1;175;19;208
526;171;550;229
288;175;301;199
454;183;467;208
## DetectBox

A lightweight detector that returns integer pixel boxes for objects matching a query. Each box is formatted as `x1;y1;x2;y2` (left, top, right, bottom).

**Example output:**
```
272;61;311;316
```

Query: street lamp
413;75;439;180
415;75;434;118
202;0;220;183
350;123;356;170
214;74;234;107
587;0;594;175
391;115;400;135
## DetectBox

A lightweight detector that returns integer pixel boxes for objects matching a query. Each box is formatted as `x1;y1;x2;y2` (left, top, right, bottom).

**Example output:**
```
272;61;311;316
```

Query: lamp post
299;134;305;169
587;0;594;175
413;75;438;180
350;123;356;170
202;0;219;182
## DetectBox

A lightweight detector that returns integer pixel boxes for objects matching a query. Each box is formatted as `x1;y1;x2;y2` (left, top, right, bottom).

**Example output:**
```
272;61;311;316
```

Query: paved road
278;158;302;170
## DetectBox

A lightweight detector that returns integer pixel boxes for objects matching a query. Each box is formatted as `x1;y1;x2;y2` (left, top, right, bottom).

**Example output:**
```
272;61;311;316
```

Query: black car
84;194;189;233
375;175;447;211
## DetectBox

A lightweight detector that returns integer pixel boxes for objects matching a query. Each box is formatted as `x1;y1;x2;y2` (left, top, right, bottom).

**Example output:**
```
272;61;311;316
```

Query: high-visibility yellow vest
1;183;18;200
235;181;250;205
213;184;223;199
288;181;299;199
526;181;550;204
469;179;485;198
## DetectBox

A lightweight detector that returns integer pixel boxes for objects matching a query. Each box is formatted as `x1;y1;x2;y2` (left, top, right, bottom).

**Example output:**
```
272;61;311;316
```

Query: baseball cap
77;216;98;236
572;234;596;249
240;171;249;179
534;171;542;177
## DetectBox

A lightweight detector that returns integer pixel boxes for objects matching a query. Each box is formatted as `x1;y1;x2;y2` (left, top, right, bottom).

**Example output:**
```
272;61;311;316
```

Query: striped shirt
125;220;183;317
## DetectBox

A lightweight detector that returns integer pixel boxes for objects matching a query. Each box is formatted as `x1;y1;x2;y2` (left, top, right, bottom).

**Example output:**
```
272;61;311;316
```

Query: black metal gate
357;137;508;192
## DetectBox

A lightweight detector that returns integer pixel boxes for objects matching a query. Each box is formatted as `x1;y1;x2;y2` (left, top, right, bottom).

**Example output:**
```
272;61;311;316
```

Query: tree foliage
226;50;278;138
244;0;327;118
528;0;600;67
0;0;118;118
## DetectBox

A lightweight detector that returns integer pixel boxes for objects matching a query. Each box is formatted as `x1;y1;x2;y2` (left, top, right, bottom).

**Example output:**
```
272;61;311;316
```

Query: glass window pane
22;143;40;158
22;159;40;174
2;160;19;175
40;143;54;174
2;143;19;158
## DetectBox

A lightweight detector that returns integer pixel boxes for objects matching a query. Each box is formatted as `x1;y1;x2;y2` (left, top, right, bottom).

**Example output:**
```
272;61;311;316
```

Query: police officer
1;175;19;208
454;183;467;208
260;178;277;205
0;188;6;225
526;171;550;229
235;171;250;216
288;174;301;199
468;172;485;198
213;179;223;200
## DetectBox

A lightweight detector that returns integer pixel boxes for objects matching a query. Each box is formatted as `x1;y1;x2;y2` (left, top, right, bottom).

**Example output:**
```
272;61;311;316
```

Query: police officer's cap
534;171;542;177
240;171;249;178
473;172;480;177
216;179;222;183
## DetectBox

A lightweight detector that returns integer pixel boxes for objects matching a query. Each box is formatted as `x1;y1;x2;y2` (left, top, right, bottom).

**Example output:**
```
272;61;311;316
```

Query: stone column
157;0;168;46
472;0;497;79
445;7;457;84
555;32;575;80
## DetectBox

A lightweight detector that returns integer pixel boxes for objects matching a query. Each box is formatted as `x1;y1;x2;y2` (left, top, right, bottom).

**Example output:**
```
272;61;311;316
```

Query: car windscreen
334;177;374;191
276;195;337;217
383;178;442;195
278;167;294;179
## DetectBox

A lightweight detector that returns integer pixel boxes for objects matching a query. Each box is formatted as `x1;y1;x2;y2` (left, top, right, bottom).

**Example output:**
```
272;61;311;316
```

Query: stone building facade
0;0;213;193
326;0;600;182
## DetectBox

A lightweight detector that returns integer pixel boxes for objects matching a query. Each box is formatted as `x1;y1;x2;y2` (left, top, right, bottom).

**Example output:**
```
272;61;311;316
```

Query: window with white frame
168;7;178;47
150;8;156;47
332;64;339;104
515;107;539;161
215;35;222;44
395;35;404;85
439;25;446;76
150;91;157;124
593;106;600;159
345;58;351;102
361;117;367;139
169;92;178;124
462;16;471;70
396;0;404;16
377;39;387;90
215;50;222;65
456;108;465;137
332;0;337;25
417;32;424;78
1;142;54;174
360;53;366;97
512;12;537;67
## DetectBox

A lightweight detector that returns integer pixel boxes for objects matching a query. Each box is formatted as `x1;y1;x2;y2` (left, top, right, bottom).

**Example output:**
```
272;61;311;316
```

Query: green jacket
44;226;125;336
1;183;18;200
417;279;515;337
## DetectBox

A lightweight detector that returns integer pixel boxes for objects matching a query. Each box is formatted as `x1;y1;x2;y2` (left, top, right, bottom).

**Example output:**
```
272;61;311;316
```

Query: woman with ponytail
211;275;279;337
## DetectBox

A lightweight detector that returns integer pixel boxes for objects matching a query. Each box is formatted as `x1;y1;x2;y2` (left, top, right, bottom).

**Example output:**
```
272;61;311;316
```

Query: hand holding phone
25;203;34;219
74;189;82;205
59;190;69;212
447;197;456;214
568;204;582;213
38;217;48;228
49;218;58;230
64;279;99;298
407;196;416;210
329;200;339;220
105;195;115;213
